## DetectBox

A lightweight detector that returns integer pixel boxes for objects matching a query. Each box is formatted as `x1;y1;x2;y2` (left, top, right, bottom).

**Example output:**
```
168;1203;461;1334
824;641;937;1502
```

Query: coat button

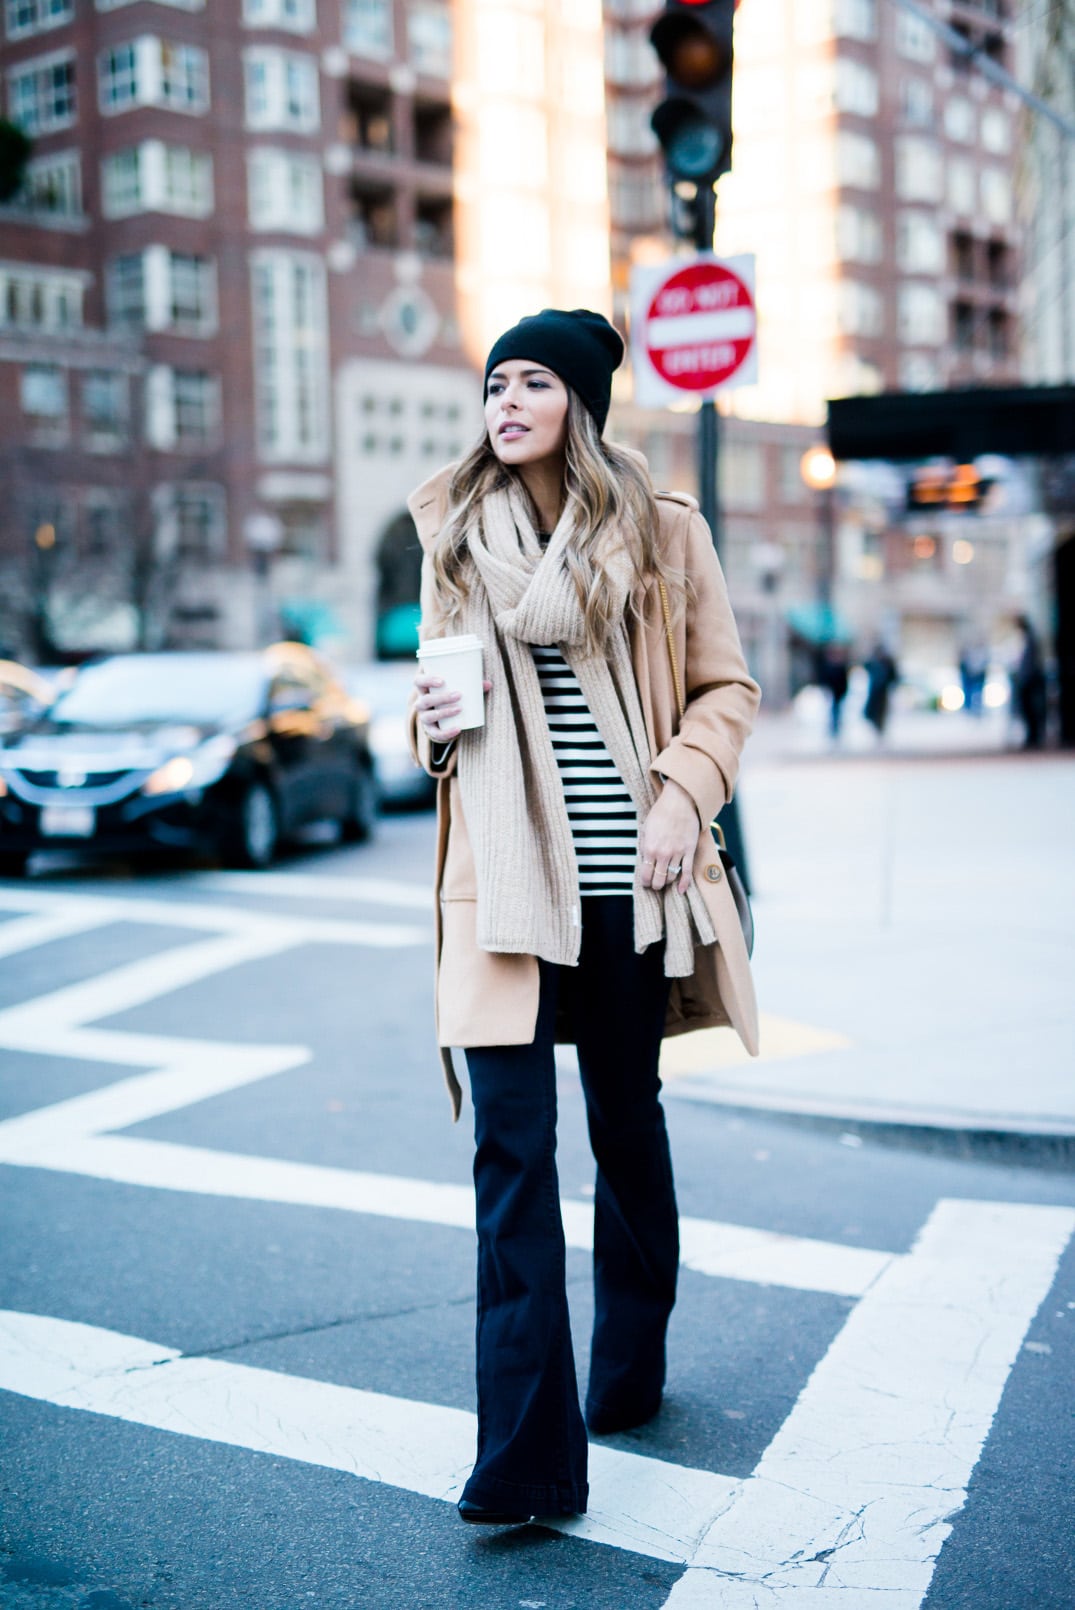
704;864;723;883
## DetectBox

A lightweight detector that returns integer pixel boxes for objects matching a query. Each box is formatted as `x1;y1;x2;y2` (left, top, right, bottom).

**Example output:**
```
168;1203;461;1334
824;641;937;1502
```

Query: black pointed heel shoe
457;1498;533;1526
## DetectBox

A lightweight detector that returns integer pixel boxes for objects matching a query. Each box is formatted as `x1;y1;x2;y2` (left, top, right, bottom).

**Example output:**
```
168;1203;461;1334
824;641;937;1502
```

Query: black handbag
658;579;755;959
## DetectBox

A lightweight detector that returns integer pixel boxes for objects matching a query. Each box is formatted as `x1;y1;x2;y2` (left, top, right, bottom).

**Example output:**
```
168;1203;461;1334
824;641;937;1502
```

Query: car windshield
48;656;265;728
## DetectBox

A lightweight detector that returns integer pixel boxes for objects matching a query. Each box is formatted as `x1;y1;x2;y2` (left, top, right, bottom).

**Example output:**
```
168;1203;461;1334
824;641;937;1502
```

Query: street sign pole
690;183;749;889
692;184;721;556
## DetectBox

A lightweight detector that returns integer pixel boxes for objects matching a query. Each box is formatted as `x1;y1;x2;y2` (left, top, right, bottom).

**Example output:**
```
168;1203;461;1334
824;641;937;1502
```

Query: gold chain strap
657;578;685;724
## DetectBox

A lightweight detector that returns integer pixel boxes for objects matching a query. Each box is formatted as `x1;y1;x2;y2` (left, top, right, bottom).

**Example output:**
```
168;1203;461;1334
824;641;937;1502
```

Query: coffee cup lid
417;635;483;656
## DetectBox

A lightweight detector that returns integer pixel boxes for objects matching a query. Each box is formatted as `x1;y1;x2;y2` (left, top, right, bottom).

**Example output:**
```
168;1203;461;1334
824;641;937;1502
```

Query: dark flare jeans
461;896;678;1517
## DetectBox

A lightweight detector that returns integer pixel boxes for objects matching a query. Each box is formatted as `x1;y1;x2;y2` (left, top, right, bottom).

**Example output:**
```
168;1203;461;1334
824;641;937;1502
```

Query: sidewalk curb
668;1083;1075;1172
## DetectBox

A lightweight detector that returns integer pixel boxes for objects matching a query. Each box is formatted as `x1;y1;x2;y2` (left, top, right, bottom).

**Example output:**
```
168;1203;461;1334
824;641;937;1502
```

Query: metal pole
692;181;751;891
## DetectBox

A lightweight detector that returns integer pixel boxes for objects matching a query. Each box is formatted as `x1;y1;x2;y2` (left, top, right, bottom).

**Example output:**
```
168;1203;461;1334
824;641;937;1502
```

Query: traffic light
906;462;995;512
650;1;735;187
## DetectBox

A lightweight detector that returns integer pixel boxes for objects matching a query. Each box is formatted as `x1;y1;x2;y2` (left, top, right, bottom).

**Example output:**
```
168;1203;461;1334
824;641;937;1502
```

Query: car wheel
0;851;27;878
223;782;278;869
340;760;379;843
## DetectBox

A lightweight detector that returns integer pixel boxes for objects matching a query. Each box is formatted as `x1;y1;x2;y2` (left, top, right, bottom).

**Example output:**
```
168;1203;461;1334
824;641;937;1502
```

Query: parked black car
0;660;57;738
343;660;436;809
0;644;378;875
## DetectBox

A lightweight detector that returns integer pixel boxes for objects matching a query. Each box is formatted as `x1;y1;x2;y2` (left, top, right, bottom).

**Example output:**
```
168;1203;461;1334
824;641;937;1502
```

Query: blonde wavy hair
430;389;686;656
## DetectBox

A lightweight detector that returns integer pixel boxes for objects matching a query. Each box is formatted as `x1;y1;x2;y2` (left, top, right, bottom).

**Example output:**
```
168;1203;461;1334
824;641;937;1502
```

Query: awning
785;602;854;645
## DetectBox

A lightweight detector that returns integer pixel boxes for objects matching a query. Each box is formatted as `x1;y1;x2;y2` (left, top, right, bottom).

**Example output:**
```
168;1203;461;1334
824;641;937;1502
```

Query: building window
348;80;393;152
897;211;944;274
242;0;315;31
839;280;884;338
900;77;933;127
834;0;876;40
15;148;81;215
82;371;128;445
146;366;219;448
899;284;945;345
244;48;319;130
953;302;975;353
896;10;935;61
987;240;1010;289
606;94;658;158
5;0;72;40
247;147;323;232
106;253;145;328
83;492;126;557
836;203;882;263
98;37;209;114
154;483;227;560
21;362;67;419
349;181;397;248
8;49;76;133
414;98;452;165
407;1;451;76
835;58;878;117
835;129;880;189
943;97;975;143
981;108;1010;155
987;308;1010;360
953;230;975;281
101;141;214;217
414;195;452;258
249;249;329;462
981;169;1012;226
605;28;661;88
344;0;392;57
0;264;83;329
895;136;943;202
168;252;216;332
720;443;764;511
899;353;939;392
948;158;975;215
609;166;662;229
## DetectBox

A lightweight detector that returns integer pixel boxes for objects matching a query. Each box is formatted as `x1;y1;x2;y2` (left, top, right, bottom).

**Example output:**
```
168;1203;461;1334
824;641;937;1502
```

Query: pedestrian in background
1011;614;1047;749
408;309;759;1527
863;642;899;738
819;641;850;738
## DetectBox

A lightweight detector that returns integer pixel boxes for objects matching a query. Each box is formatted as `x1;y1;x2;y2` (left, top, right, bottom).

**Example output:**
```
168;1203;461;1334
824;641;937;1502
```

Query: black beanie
484;308;624;435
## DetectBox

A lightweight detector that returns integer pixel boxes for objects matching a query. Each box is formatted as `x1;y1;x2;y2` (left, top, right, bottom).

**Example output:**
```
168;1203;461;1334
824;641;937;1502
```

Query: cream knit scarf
454;482;714;976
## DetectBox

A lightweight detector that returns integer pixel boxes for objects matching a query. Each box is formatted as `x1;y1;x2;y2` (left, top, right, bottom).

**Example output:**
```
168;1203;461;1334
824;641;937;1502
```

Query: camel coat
407;462;762;1119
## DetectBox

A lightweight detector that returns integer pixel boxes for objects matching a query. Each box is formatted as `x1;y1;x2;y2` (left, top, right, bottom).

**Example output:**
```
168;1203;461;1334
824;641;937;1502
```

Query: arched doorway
375;509;422;659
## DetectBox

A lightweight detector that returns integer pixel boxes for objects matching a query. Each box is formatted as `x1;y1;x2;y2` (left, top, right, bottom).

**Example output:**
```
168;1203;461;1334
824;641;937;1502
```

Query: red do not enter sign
643;258;756;394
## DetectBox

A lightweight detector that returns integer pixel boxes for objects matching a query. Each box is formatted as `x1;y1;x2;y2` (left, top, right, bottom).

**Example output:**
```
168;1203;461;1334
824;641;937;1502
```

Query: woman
409;308;760;1526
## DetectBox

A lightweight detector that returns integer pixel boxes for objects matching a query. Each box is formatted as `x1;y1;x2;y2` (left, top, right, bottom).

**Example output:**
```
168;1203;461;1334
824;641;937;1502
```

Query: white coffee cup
417;634;485;733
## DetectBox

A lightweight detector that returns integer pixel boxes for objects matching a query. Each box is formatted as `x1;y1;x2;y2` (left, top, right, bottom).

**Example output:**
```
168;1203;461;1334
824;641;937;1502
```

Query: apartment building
0;0;470;656
602;0;1028;687
0;0;619;658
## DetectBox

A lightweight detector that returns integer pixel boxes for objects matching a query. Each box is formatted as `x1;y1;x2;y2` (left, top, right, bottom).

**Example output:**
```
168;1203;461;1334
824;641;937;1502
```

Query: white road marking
0;1310;738;1564
0;889;897;1301
194;871;433;909
663;1198;1075;1607
0;884;429;946
2;887;1071;1595
1;1196;1068;1581
0;904;122;958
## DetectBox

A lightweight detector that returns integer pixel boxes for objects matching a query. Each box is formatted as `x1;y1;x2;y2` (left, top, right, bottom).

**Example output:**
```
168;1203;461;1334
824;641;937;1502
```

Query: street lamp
243;511;284;647
800;444;838;625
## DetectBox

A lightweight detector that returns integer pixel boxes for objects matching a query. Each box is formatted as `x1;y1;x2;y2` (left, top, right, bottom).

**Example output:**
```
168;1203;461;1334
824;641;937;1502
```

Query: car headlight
143;734;237;797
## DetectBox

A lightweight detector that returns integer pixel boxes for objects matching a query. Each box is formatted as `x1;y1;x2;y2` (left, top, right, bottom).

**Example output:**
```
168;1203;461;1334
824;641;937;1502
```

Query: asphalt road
0;811;1073;1610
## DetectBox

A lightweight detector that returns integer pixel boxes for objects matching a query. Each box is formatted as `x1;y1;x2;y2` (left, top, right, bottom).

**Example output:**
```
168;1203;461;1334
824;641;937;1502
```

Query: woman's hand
414;672;491;741
639;776;701;896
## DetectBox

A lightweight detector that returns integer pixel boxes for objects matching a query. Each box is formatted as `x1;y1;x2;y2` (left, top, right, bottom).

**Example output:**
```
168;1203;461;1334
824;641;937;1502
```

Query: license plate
40;804;96;838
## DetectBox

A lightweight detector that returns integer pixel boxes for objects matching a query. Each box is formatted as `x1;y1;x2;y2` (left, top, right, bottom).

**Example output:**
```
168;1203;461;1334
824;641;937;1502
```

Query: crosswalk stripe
661;1198;1075;1608
192;871;433;908
0;1310;737;1565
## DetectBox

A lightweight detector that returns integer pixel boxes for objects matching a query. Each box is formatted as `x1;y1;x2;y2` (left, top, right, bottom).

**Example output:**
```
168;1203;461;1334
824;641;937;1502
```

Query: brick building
0;0;476;658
